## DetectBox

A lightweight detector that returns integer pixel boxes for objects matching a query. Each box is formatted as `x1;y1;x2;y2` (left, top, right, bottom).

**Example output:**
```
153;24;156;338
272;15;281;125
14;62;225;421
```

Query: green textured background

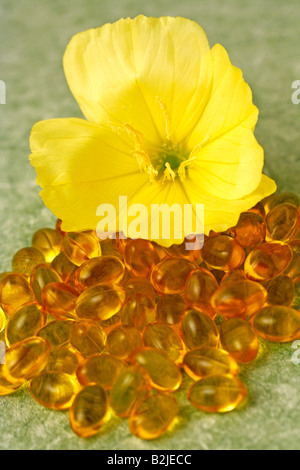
1;0;300;450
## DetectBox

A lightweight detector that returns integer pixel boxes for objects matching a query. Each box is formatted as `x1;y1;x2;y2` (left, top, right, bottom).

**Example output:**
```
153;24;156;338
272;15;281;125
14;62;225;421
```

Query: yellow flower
29;15;276;246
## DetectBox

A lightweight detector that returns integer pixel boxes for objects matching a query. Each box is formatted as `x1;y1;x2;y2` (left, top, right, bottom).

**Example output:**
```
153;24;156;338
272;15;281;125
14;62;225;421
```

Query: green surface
0;0;300;450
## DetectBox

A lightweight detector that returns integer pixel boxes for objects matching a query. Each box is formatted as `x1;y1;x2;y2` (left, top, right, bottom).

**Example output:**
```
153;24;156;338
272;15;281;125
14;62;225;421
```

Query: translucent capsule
12;247;45;276
30;372;79;410
41;282;79;319
283;239;300;282
156;294;186;326
99;238;123;259
70;320;106;357
121;293;156;331
184;268;218;308
2;337;50;383
131;347;182;392
265;203;300;242
75;284;125;322
122;278;156;302
124;239;160;278
0;307;6;332
63;231;101;266
32;228;63;263
250;306;300;342
69;385;108;437
77;354;127;389
110;365;150;418
106;325;143;360
129;391;178;440
220;269;247;285
247;201;266;218
44;347;80;375
183;346;239;380
51;252;77;283
30;264;61;303
0;273;34;316
181;308;219;349
151;258;196;294
231;212;266;249
265;191;299;213
110;232;127;255
187;374;247;413
263;275;295;306
201;235;245;271
244;242;293;281
37;319;74;348
211;280;267;319
74;256;125;290
0;365;23;396
220;318;259;363
5;302;46;345
143;323;185;364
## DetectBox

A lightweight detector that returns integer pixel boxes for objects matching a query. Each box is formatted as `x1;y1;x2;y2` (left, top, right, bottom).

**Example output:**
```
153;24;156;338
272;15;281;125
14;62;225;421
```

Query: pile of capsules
0;191;300;440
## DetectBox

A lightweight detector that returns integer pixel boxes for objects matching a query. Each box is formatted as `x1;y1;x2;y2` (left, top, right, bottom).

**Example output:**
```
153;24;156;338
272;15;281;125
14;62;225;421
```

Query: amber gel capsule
63;231;101;266
129;391;178;440
250;306;300;342
220;318;259;363
183;347;239;380
30;264;61;303
69;385;108;438
156;294;186;326
201;235;245;271
30;372;79;410
110;366;150;418
184;268;218;307
124;239;160;278
0;365;23;396
232;212;266;249
45;348;80;375
51;252;77;283
283;239;300;282
265;191;299;213
122;278;156;302
41;282;79;319
262;275;295;306
12;247;45;276
2;336;50;383
121;293;156;331
151;258;195;294
211;280;267;319
131;347;182;392
0;273;34;316
143;323;185;364
265;203;300;242
220;270;247;285
181;308;219;350
75;284;125;322
5;302;46;345
32;228;63;263
70;320;106;357
37;319;74;348
244;242;293;281
74;256;125;290
106;325;143;360
188;374;247;413
77;354;127;389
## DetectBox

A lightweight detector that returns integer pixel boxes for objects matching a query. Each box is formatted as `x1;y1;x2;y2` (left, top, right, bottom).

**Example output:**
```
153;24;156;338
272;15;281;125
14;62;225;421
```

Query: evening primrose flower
29;15;276;246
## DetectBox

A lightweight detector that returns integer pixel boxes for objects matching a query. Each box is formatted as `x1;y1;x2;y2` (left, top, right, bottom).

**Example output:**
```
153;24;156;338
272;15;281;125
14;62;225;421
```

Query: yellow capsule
131;347;182;392
220;318;259;363
30;372;79;410
37;319;74;348
156;294;185;326
232;212;266;249
70;320;106;357
151;258;196;294
183;346;239;380
0;365;23;396
187;374;247;413
220;269;247;285
263;275;295;306
143;323;185;364
110;365;150;418
2;336;50;383
265;203;300;242
265;191;299;213
121;293;156;331
69;385;108;437
184;268;218;308
75;284;125;322
250;306;300;342
211;280;267;319
41;282;79;319
122;278;156;302
12;247;45;276
129;391;178;440
77;354;127;389
74;256;125;290
44;347;80;375
106;325;143;360
124;239;160;278
201;235;245;271
181;308;219;349
32;228;63;263
30;264;61;303
0;306;6;332
244;242;293;281
283;239;300;282
5;302;46;345
63;231;101;266
51;252;77;283
0;273;34;317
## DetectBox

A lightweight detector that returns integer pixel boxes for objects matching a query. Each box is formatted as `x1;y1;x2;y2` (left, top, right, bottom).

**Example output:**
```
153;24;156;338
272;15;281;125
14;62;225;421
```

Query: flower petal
63;15;213;144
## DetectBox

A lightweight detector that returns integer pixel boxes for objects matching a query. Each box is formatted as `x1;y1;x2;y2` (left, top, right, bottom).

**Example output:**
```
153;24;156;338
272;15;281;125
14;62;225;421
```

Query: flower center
151;144;187;179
